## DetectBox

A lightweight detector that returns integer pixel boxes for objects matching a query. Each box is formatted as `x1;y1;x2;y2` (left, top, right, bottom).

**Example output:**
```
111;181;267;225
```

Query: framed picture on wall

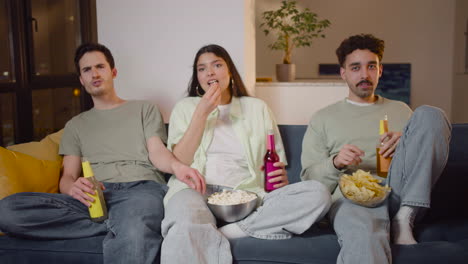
318;63;411;105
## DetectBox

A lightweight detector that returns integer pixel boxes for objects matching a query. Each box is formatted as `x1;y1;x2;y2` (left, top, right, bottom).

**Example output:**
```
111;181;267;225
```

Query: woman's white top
204;104;251;188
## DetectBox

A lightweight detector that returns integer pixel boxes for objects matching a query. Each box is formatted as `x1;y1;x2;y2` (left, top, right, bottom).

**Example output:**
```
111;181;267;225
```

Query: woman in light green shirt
160;44;331;264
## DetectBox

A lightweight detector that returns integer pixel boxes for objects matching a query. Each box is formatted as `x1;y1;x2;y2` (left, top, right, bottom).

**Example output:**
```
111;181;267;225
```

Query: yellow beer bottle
376;116;392;178
82;160;108;222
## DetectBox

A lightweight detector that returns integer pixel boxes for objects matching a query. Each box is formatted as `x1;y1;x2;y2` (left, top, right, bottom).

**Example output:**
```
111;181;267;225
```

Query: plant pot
276;64;296;82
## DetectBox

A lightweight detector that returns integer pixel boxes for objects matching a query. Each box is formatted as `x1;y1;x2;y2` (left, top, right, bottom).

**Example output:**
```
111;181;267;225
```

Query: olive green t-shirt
59;100;167;184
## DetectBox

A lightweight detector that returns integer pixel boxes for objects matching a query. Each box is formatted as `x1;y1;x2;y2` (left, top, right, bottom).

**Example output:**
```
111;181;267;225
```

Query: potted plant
260;0;331;82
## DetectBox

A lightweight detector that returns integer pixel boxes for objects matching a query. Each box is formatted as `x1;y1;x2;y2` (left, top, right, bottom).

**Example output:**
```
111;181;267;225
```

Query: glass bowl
338;175;391;208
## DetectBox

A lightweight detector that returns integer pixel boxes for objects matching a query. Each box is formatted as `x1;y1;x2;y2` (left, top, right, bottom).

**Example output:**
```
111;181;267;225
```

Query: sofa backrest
428;123;468;221
278;125;307;184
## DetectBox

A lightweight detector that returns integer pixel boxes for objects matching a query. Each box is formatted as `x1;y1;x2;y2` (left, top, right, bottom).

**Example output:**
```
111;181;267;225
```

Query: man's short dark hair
74;43;115;75
336;34;385;67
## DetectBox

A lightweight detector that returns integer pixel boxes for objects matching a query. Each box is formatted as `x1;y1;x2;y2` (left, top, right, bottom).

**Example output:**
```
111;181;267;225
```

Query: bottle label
265;161;277;192
377;117;391;177
87;191;105;218
265;130;279;192
376;147;392;177
81;160;107;221
267;134;275;150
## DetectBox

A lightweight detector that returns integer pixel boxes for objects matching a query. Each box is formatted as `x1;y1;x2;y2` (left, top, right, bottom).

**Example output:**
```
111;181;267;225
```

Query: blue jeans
330;105;452;264
0;180;167;264
161;181;331;264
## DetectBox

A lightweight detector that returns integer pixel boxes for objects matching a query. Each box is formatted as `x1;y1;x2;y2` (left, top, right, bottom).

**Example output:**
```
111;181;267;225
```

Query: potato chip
339;169;391;206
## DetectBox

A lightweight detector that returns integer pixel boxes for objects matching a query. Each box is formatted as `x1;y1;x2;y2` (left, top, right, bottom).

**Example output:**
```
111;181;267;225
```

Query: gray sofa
1;124;468;264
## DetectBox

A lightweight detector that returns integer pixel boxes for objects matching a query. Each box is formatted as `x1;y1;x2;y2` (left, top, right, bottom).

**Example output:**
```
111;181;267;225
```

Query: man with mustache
300;34;452;264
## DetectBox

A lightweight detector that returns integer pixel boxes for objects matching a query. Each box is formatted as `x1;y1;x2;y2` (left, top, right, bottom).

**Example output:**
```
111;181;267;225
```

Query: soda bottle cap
268;129;274;135
82;161;94;178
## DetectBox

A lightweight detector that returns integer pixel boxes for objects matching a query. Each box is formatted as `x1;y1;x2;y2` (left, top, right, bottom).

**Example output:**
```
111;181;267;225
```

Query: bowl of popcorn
339;169;391;208
207;190;259;223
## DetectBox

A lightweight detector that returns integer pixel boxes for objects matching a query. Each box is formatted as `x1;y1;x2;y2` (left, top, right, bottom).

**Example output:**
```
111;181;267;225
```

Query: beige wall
452;0;468;123
256;0;458;119
96;0;466;123
256;82;348;124
96;0;255;122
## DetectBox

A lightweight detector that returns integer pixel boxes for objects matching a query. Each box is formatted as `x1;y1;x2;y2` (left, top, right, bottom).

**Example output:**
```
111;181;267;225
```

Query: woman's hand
262;161;289;189
195;82;221;118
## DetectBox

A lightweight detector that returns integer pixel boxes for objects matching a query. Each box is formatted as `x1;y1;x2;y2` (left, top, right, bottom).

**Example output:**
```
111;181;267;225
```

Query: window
0;0;14;83
31;0;82;76
0;0;96;146
32;87;82;140
465;18;468;73
0;93;15;146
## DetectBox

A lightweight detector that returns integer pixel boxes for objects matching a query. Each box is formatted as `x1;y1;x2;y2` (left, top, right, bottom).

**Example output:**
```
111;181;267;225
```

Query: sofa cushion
232;223;468;264
390;239;468;264
0;235;104;264
0;147;61;200
7;129;63;161
416;218;468;242
232;227;340;264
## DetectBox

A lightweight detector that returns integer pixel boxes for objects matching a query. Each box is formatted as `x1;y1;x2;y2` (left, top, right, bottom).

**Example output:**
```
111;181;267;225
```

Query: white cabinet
255;80;348;125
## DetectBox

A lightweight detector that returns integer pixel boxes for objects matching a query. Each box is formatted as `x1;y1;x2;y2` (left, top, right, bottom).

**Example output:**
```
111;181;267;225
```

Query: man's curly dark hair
336;34;385;67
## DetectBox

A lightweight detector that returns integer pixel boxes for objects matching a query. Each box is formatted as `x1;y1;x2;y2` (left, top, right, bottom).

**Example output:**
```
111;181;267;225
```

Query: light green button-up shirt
164;96;287;205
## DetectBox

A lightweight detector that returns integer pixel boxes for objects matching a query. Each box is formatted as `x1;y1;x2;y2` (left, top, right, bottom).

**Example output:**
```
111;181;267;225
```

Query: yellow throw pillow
0;147;61;200
7;129;63;162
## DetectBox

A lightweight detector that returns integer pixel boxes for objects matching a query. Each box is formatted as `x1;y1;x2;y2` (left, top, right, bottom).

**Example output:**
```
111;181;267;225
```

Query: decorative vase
276;64;296;82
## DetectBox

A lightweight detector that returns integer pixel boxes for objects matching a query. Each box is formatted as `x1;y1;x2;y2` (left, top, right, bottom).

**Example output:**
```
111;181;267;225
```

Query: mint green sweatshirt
300;96;412;201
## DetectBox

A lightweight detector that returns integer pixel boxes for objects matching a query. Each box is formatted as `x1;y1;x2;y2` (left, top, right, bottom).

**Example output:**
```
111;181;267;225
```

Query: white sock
392;206;418;245
219;223;248;241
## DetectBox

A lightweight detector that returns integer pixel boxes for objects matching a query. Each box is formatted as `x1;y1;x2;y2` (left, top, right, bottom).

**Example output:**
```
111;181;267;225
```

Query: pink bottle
264;129;280;192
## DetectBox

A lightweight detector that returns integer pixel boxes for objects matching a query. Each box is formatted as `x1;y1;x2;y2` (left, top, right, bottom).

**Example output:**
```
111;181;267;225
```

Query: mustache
356;80;373;86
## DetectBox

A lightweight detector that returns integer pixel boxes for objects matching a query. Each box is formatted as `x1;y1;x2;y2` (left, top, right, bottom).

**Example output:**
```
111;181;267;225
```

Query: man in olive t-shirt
0;43;205;264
